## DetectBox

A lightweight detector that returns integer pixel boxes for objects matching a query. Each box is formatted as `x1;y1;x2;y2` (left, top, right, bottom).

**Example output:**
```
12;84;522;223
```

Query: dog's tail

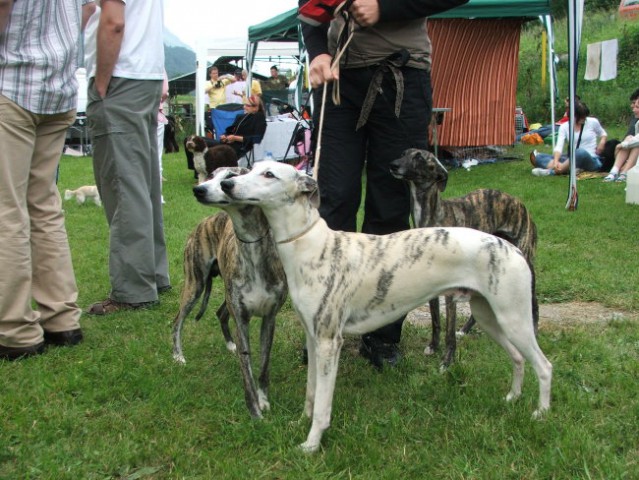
194;261;217;321
64;189;73;200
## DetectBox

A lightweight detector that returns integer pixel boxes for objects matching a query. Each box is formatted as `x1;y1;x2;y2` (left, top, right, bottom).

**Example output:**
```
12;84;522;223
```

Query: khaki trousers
0;94;81;348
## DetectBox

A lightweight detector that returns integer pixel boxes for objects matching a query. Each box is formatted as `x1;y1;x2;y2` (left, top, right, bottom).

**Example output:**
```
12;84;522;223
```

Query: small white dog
64;186;101;206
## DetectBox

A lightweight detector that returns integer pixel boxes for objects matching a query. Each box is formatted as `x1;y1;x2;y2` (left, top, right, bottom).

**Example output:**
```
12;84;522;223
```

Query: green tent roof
248;1;551;43
433;0;551;18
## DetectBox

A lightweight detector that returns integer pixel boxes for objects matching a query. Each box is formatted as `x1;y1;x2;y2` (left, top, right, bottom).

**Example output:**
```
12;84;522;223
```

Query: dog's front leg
233;311;263;419
257;311;277;412
300;333;344;453
304;334;317;419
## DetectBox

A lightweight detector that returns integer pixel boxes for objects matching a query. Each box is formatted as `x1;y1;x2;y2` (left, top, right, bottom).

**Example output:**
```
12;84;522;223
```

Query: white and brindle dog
220;161;552;453
390;148;539;368
172;166;288;419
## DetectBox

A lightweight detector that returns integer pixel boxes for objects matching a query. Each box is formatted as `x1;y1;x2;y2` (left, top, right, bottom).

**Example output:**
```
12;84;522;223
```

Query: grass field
1;148;638;479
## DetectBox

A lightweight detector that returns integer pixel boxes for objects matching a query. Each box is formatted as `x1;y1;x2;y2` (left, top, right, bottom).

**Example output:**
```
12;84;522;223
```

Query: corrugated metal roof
429;18;523;147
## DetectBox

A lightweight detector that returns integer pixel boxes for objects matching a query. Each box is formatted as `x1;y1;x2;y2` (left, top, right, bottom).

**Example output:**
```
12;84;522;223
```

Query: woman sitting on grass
603;89;639;183
529;101;607;177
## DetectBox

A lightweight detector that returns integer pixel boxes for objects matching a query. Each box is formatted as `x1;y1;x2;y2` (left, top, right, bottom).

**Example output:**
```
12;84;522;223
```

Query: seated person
603;88;639;183
516;95;581;142
211;94;267;159
530;101;607;176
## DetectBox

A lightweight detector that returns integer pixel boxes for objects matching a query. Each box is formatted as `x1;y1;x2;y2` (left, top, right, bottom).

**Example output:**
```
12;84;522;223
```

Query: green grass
1;150;638;479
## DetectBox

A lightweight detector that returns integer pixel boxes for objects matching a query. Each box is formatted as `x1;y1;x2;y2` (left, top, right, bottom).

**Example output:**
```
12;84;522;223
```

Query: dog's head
221;161;320;210
389;148;448;192
185;135;208;154
193;166;250;206
204;144;238;178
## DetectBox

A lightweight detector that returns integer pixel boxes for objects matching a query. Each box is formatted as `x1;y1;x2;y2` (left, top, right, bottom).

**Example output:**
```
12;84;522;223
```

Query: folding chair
238;132;265;169
211;103;244;140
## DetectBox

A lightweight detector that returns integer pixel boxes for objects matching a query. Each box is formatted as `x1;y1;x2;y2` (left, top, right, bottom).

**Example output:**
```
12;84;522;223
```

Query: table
252;117;300;162
431;107;451;159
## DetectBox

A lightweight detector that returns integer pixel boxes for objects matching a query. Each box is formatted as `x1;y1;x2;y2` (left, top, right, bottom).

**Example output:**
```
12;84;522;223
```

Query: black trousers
313;66;432;343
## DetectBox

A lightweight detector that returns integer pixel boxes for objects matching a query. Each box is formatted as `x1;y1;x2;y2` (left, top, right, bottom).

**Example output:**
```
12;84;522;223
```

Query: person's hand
349;0;380;27
309;54;337;89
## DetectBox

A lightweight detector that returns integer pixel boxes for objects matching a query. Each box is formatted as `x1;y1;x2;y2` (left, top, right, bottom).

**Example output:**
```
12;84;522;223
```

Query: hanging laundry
599;39;618;81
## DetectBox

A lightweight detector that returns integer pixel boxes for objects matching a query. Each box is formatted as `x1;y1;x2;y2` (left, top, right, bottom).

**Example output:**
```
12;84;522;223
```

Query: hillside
164;45;196;79
518;7;639;128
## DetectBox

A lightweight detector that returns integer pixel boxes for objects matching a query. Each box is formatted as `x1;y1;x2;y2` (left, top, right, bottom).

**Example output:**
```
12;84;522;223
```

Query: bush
518;7;639;129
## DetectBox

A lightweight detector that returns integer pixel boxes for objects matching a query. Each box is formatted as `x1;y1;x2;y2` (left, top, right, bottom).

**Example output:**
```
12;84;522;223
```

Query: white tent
195;38;299;136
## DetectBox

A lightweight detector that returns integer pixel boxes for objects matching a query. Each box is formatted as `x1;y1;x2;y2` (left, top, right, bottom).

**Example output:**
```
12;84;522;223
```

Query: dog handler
299;0;468;368
0;0;95;359
85;0;171;315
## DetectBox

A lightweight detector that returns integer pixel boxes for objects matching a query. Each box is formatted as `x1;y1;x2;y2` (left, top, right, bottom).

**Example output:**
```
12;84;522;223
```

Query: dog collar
276;217;320;244
237;231;270;244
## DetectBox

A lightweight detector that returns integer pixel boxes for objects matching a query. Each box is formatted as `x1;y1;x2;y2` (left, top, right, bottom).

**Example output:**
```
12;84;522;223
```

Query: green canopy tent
241;0;553;146
246;8;307;113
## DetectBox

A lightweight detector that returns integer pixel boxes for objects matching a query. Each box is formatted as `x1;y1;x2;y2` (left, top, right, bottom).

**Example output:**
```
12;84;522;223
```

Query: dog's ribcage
182;212;286;317
283;225;530;336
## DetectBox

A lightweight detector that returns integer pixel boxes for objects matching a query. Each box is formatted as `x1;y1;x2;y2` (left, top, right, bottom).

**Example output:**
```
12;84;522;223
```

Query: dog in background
64;185;101;206
389;148;538;368
185;135;210;183
220;161;552;453
173;166;288;419
205;144;238;177
185;135;238;183
163;115;180;153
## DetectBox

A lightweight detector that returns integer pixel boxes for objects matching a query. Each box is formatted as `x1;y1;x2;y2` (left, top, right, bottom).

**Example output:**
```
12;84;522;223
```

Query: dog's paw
226;341;237;353
455;330;466;338
299;441;320;454
532;407;548;419
505;391;521;403
423;345;435;356
258;390;270;412
173;353;186;364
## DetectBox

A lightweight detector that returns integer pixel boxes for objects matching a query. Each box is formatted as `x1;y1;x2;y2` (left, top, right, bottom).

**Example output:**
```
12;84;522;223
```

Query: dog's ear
296;174;320;209
420;150;448;192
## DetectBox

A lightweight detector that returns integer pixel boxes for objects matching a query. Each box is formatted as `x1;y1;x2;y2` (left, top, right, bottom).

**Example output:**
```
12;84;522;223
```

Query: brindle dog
390;148;538;368
172;167;287;419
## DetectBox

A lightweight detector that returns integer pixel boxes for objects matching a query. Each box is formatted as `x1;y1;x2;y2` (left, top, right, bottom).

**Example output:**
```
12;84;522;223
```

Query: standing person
0;0;95;360
299;0;468;369
262;65;290;115
84;0;171;315
204;66;233;109
157;71;169;202
225;69;245;104
603;89;639;183
530;101;607;176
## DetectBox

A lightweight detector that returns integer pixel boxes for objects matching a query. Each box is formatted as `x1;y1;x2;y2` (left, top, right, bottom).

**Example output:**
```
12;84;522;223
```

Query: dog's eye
263;171;276;179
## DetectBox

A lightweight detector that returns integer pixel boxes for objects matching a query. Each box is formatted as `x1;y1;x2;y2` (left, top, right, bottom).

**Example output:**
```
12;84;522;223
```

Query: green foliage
550;0;620;19
518;7;639;129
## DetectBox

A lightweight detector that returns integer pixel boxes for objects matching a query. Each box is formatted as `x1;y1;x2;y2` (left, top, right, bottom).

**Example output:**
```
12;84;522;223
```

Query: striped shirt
0;0;88;114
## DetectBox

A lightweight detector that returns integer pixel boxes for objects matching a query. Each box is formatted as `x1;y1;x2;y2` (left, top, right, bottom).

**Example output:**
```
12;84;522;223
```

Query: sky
163;0;298;50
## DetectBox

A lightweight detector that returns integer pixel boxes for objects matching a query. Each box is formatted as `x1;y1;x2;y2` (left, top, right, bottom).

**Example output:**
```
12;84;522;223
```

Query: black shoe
0;341;46;361
44;328;83;347
157;285;172;294
359;335;402;370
